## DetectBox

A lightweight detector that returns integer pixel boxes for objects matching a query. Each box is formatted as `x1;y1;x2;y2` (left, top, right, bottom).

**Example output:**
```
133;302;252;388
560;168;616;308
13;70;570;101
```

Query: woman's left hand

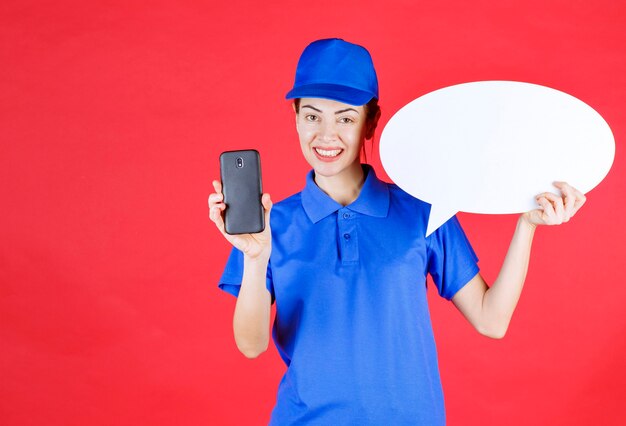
521;181;587;227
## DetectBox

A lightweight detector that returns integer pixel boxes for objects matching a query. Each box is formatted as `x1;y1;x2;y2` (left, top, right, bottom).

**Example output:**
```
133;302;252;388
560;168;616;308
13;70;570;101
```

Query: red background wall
1;1;625;425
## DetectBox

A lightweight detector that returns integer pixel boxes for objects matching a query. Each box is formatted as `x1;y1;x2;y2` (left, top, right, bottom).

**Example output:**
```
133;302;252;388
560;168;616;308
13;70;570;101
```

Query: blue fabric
218;164;480;425
285;38;378;106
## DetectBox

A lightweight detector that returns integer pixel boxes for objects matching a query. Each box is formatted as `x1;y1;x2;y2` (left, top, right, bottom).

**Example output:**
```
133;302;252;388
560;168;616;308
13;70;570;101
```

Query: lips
313;147;344;162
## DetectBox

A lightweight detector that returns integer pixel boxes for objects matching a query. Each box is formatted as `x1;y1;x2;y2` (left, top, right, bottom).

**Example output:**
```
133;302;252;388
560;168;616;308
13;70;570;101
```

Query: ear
365;107;381;140
292;102;298;126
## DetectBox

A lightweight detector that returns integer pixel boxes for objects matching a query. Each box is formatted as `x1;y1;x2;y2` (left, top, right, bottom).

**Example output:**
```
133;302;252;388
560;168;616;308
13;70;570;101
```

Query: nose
319;120;338;142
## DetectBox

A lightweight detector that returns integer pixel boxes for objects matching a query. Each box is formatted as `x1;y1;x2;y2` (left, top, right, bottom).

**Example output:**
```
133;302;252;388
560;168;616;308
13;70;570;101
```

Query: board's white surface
380;81;615;236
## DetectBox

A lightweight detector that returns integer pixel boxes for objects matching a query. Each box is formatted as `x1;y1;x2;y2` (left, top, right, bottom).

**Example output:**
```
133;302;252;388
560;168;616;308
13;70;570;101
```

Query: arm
451;218;535;338
209;180;273;358
233;255;272;358
451;181;587;339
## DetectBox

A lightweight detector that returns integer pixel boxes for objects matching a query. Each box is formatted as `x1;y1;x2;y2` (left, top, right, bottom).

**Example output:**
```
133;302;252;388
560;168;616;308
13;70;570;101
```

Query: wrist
243;251;271;265
519;213;537;232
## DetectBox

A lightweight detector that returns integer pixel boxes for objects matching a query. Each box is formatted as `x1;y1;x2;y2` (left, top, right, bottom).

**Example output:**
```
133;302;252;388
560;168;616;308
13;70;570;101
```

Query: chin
311;164;342;177
312;160;359;179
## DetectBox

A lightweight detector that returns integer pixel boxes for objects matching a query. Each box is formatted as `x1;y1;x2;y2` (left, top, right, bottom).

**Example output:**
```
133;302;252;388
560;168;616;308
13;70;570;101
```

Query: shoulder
270;191;305;222
273;191;302;211
387;182;429;205
365;174;432;234
386;181;432;217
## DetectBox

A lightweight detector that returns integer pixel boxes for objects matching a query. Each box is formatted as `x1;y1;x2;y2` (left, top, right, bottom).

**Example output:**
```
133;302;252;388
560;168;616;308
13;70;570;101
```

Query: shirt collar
301;163;390;223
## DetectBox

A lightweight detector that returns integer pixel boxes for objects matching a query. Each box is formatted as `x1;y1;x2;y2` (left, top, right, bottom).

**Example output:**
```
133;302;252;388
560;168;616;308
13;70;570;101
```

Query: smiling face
295;97;372;179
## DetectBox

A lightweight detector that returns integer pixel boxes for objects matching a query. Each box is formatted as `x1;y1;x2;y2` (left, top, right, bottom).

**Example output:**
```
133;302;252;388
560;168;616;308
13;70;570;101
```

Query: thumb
262;193;272;228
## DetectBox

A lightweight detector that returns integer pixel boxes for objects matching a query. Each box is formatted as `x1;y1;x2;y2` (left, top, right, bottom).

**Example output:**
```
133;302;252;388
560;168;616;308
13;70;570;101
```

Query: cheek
297;125;316;144
296;129;310;151
345;128;365;148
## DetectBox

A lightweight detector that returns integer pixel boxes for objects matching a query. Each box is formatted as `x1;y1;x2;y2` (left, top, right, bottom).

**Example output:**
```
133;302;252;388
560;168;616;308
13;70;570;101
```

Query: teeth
315;148;342;157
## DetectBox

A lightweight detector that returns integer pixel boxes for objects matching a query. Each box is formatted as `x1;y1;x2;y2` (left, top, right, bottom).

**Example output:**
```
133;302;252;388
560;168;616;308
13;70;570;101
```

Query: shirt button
343;213;350;219
343;233;351;240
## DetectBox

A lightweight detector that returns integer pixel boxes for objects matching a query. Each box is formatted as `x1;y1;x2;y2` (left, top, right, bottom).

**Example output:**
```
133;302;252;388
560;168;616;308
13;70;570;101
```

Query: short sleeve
426;215;480;300
217;246;275;305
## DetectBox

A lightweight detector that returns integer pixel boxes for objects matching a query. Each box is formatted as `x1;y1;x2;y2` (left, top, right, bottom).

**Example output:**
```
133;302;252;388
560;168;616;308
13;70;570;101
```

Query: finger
536;196;556;223
261;193;272;230
208;192;224;207
542;192;565;224
261;193;273;212
210;202;226;212
572;188;587;213
212;206;227;234
212;180;222;194
209;204;226;220
208;201;226;221
209;200;246;249
556;182;588;216
209;205;221;224
554;182;575;221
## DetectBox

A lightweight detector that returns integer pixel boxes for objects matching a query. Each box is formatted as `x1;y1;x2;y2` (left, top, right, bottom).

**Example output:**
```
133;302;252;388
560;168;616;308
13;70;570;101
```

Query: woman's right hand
208;179;273;260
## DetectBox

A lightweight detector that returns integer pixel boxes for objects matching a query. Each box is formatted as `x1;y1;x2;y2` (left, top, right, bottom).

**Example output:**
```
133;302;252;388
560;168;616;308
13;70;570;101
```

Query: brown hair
293;97;381;163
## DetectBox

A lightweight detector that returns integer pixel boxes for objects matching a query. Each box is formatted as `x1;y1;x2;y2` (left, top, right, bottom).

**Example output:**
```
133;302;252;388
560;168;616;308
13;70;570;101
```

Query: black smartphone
219;149;264;235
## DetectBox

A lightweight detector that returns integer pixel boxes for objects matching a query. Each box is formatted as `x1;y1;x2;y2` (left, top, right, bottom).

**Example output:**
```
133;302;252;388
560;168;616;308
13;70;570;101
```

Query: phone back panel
219;150;264;235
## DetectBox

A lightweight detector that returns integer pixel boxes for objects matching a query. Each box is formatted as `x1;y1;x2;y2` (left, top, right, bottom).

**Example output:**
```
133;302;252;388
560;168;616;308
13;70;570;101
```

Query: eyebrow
301;105;360;115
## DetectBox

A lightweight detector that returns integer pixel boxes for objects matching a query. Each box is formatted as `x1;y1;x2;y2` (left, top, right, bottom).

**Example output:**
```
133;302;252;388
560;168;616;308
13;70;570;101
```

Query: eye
338;116;355;124
305;114;319;122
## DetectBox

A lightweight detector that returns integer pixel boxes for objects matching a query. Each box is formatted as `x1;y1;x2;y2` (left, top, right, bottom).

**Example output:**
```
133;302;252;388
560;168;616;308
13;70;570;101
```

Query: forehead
300;97;365;113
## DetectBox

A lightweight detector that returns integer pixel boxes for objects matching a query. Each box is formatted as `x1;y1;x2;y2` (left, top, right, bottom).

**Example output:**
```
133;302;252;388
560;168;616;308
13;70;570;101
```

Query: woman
209;38;586;425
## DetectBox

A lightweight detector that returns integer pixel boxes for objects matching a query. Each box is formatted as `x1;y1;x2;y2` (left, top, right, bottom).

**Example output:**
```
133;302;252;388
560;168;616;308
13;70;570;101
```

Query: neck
314;161;366;206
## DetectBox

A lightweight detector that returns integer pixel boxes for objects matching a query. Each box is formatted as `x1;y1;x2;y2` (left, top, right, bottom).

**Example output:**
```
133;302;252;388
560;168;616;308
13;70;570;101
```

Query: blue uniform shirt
218;164;480;425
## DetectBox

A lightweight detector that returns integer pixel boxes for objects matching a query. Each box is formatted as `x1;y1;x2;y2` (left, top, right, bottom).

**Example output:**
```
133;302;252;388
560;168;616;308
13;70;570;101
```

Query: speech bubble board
380;81;615;236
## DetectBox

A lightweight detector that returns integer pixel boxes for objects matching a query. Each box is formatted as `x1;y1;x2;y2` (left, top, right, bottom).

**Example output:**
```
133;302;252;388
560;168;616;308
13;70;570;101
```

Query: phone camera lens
236;157;244;168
